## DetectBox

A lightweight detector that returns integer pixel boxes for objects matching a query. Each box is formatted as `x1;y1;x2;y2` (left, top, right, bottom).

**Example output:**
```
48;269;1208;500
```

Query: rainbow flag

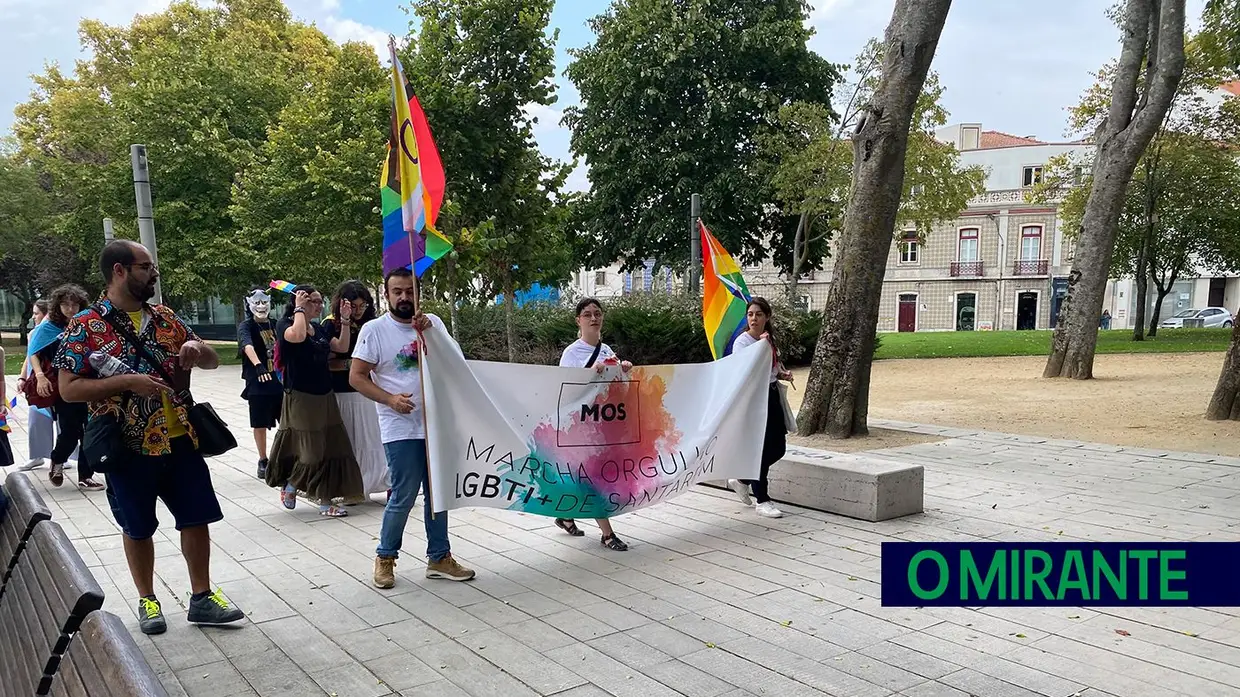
381;40;448;277
269;280;297;293
0;411;10;433
700;220;751;360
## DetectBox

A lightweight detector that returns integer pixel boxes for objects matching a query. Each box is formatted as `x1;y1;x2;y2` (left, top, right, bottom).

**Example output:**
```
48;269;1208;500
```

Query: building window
1020;225;1043;260
798;295;812;312
957;227;979;262
1022;166;1043;187
594;270;606;285
898;232;919;264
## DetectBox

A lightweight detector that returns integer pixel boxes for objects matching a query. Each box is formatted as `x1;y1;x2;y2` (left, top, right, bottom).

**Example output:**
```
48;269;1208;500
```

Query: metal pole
688;193;701;294
130;145;163;304
102;218;114;242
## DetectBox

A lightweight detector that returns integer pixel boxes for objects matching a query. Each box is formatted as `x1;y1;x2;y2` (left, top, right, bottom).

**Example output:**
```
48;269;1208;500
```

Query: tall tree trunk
1132;155;1159;341
797;0;953;438
788;211;808;302
1207;320;1240;420
446;256;460;338
1044;0;1185;378
1132;266;1149;340
1147;268;1177;337
504;271;517;363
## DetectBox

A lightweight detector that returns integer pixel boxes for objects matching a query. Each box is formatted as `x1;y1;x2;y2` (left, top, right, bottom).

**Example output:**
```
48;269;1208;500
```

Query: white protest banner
421;328;772;518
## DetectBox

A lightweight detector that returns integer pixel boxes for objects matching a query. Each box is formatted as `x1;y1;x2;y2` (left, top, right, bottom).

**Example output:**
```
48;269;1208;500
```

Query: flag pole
391;34;436;520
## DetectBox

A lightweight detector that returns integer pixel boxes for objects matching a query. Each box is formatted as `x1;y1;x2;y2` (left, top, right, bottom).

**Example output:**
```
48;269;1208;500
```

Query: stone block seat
706;445;924;521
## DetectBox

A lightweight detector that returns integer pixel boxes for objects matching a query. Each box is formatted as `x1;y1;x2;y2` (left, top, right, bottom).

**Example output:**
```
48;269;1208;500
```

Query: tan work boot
373;557;396;589
426;554;476;581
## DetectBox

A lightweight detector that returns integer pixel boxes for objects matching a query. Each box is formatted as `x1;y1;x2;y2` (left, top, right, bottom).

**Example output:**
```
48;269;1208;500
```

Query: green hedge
423;293;823;367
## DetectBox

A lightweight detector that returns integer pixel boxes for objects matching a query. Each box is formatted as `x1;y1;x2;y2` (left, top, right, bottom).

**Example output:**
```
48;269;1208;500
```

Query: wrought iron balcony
1013;259;1049;276
950;261;984;277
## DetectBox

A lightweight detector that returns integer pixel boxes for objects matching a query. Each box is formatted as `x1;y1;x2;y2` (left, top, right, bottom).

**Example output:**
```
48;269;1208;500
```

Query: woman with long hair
28;285;101;490
323;281;389;501
553;297;632;551
17;299;55;469
264;285;364;517
726;297;791;518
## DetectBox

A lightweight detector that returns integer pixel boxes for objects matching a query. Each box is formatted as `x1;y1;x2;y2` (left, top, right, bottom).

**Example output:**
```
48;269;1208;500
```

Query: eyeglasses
579;312;604;320
126;262;157;273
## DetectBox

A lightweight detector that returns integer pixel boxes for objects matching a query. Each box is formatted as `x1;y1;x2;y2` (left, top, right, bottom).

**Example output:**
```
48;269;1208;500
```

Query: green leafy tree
13;0;337;302
231;40;389;293
564;0;839;272
401;0;572;359
1043;0;1186;379
0;147;89;342
762;39;984;299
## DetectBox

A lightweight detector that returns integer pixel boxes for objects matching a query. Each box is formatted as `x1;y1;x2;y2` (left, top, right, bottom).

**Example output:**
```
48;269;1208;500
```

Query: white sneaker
728;479;752;506
755;501;783;518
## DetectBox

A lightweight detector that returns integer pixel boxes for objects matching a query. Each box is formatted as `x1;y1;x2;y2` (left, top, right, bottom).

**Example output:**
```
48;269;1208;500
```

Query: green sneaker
138;596;166;635
186;589;245;626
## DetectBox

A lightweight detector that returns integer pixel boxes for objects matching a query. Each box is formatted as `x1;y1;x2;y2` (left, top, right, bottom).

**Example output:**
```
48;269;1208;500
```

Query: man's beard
129;277;156;302
390;301;415;319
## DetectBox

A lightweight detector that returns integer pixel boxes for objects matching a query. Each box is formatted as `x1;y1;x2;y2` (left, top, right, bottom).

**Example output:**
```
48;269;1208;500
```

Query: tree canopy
564;0;839;272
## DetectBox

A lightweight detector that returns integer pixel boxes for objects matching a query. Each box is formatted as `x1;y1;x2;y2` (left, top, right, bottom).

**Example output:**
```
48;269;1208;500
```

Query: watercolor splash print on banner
481;368;722;518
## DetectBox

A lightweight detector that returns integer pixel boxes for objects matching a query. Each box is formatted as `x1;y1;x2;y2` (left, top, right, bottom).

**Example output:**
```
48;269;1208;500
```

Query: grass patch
873;328;1232;360
2;339;242;377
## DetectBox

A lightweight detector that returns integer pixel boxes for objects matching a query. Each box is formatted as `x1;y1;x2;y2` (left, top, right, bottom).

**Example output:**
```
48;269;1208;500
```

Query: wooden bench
0;520;105;696
1;471;53;600
52;611;169;697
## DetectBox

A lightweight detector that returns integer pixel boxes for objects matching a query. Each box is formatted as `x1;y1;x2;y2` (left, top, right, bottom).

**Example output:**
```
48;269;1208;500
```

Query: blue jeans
377;439;449;562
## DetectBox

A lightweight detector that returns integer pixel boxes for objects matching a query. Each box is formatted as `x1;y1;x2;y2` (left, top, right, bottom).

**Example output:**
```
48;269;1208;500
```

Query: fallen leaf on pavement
1115;629;1131;637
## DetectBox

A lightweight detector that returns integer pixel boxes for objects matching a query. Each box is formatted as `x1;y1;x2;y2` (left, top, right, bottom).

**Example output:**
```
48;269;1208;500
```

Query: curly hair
48;284;91;326
330;280;376;328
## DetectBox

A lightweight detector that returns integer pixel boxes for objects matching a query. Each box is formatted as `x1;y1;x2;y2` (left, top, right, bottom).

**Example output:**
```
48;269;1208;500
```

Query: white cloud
321;16;388;60
522;102;564;132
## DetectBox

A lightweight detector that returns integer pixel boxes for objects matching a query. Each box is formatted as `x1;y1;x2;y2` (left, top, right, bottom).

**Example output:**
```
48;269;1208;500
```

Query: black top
237;318;282;397
321;317;361;393
275;316;332;396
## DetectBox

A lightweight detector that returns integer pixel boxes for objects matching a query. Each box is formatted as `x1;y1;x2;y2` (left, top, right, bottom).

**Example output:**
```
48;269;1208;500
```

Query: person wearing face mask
264;284;364;517
237;288;283;479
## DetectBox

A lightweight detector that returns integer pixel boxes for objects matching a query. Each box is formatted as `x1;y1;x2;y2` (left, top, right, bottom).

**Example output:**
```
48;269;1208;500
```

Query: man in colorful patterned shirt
54;240;245;635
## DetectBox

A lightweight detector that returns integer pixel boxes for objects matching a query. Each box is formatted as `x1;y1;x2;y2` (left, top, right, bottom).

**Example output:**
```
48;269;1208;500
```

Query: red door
898;295;917;332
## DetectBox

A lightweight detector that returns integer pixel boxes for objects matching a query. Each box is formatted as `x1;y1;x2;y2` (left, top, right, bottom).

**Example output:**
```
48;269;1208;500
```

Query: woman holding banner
726;297;790;519
555;298;632;551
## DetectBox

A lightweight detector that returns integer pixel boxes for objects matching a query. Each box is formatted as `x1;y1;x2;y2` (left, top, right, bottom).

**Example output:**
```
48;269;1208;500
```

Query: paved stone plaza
4;365;1240;697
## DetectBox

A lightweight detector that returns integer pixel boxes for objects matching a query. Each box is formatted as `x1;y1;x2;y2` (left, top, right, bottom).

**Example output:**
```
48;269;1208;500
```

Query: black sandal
601;534;629;551
555;518;584;537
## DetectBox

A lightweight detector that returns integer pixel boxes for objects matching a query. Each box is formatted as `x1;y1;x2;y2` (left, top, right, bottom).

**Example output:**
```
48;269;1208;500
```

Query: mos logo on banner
556;380;642;448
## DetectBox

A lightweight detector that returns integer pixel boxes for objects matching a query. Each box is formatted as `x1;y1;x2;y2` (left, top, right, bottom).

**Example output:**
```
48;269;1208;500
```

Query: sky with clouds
0;0;1209;193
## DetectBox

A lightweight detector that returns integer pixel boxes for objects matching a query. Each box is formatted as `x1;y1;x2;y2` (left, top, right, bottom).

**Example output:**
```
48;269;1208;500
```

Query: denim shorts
105;436;224;540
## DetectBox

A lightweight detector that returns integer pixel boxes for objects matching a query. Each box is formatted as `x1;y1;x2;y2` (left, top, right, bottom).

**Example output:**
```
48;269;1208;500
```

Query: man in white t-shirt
350;267;476;589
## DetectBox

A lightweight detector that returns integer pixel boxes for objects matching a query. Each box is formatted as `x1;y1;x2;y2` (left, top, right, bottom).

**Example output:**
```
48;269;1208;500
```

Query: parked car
1159;307;1234;329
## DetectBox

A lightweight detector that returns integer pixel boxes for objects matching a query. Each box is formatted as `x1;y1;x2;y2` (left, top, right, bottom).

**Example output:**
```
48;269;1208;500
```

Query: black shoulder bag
103;313;238;458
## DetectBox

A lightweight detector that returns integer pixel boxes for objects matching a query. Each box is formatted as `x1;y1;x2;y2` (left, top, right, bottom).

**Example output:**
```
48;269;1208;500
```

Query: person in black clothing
264;285;363;517
322;281;388;502
237;288;283;479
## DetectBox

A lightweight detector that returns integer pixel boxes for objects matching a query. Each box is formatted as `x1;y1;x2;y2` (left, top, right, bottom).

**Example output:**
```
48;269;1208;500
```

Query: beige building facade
749;125;1087;332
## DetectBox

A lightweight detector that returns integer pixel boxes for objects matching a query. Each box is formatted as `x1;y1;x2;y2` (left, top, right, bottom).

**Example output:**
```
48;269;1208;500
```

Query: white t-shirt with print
560;338;616;368
733;331;778;383
352;312;448;443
